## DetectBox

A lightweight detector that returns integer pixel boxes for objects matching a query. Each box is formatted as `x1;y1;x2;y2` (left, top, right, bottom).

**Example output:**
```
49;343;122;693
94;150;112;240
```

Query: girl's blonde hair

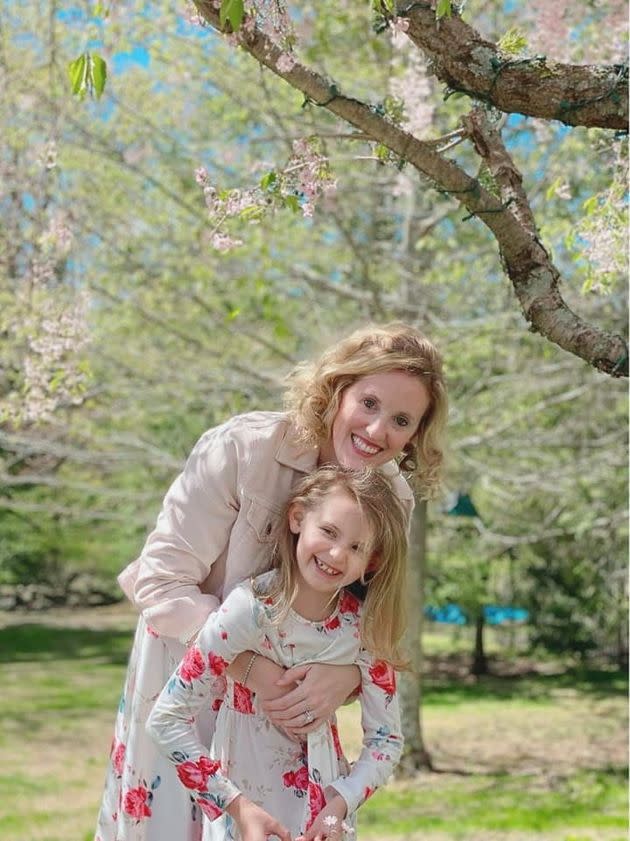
255;466;409;668
285;322;447;499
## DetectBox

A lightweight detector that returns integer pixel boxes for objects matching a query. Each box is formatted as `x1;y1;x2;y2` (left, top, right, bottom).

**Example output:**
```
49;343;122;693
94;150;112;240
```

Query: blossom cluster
195;138;337;253
2;211;91;425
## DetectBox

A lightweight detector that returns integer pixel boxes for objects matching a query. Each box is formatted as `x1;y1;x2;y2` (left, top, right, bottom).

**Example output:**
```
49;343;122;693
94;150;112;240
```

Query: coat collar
275;423;319;474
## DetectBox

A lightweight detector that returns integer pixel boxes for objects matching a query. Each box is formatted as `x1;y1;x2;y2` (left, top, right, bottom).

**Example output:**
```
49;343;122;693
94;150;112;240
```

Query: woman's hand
296;787;348;841
262;662;361;735
227;652;288;702
226;794;291;841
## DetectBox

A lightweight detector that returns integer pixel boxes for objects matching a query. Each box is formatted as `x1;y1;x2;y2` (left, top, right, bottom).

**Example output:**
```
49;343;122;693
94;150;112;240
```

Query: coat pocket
244;495;282;543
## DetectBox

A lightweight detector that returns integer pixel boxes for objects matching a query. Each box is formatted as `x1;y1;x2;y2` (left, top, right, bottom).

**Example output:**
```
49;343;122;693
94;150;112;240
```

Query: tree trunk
471;611;488;675
397;499;433;776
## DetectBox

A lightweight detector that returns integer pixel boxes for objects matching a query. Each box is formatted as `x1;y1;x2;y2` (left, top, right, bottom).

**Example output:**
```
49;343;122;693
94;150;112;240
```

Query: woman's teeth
352;434;380;455
315;557;340;576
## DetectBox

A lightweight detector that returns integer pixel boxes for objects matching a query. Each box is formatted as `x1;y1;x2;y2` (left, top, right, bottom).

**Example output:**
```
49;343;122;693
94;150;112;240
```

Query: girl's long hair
284;322;448;499
255;466;410;668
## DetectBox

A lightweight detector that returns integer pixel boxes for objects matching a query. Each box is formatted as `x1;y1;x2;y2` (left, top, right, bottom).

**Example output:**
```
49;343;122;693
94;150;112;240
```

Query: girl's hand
262;663;361;735
296;787;348;841
226;794;291;841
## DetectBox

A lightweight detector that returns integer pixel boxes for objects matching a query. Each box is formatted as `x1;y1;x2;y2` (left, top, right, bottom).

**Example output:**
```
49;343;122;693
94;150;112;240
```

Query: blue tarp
425;603;529;625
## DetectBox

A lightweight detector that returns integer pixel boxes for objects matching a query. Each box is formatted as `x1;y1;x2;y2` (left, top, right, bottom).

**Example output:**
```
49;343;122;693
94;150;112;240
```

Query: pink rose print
364;785;375;801
323;614;341;631
146;625;159;638
123;786;152;819
198;756;222;777
338;591;360;615
233;681;255;714
112;740;126;776
208;651;228;676
330;722;343;760
368;660;396;695
306;781;326;829
211;697;223;712
282;765;308;791
179;646;205;682
176;757;222;790
198;798;223;820
176;761;207;790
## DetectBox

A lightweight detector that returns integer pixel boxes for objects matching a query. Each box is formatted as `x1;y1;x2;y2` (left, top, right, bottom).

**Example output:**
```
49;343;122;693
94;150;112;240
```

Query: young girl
147;466;408;841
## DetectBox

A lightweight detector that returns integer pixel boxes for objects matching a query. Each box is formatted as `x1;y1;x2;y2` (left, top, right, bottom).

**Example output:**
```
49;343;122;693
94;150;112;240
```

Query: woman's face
320;371;430;469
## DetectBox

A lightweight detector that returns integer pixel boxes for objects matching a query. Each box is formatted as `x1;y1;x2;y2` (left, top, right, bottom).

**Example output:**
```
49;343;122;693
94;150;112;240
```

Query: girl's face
319;371;430;469
289;488;374;614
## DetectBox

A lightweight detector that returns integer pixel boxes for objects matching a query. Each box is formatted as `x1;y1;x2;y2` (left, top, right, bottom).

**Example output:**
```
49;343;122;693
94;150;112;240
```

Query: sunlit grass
0;614;627;841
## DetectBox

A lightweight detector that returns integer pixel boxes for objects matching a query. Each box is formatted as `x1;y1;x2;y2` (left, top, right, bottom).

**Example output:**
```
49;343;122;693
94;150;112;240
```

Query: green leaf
90;53;107;99
283;195;300;213
220;0;245;31
68;54;88;98
436;0;452;20
497;27;528;56
260;171;277;191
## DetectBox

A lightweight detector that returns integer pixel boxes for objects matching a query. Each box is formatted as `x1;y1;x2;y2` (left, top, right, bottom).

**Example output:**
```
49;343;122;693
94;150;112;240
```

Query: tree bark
471;611;488;676
397;498;433;776
401;2;628;131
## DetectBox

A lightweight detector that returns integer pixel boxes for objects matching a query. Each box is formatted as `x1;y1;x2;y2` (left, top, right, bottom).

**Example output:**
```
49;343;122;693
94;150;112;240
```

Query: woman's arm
133;423;242;643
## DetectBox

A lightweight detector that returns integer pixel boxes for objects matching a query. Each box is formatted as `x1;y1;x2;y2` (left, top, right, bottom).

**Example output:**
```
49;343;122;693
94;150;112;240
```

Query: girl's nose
329;545;347;562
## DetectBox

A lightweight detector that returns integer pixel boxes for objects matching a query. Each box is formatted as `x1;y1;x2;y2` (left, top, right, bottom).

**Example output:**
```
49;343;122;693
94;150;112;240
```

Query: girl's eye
321;526;335;537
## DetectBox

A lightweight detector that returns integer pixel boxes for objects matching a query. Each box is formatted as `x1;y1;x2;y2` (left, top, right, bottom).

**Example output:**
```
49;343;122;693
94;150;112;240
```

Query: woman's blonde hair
255;466;409;668
285;322;447;499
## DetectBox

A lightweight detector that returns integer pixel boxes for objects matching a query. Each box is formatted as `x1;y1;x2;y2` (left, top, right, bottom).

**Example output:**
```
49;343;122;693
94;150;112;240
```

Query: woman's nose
366;415;386;443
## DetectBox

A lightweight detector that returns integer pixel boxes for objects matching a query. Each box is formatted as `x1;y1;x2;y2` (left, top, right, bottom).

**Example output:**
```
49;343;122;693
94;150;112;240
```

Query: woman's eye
395;415;409;427
363;398;376;409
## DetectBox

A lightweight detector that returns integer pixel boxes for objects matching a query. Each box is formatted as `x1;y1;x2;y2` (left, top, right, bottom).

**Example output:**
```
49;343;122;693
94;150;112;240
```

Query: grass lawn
0;606;627;841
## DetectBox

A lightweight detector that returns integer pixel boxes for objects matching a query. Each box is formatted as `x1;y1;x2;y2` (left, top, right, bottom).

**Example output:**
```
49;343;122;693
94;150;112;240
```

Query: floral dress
146;572;403;839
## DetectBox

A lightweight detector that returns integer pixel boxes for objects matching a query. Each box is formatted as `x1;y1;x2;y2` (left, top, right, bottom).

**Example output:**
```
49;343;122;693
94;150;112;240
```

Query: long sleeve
329;654;403;817
132;423;242;643
146;583;260;820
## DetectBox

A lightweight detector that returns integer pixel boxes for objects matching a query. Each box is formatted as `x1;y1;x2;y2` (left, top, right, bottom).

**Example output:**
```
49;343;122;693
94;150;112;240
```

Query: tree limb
192;2;628;377
399;1;628;131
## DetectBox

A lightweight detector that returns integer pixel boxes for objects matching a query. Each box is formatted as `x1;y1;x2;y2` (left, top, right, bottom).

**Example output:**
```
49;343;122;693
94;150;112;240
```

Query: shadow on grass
424;664;628;706
0;623;133;665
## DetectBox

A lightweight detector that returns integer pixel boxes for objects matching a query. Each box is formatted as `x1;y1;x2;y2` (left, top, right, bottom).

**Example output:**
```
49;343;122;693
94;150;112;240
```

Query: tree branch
192;1;628;377
399;1;628;131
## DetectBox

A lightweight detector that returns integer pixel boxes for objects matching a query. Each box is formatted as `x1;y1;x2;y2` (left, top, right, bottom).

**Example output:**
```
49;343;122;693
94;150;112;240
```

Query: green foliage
436;0;453;20
67;52;107;100
220;0;245;31
497;27;528;56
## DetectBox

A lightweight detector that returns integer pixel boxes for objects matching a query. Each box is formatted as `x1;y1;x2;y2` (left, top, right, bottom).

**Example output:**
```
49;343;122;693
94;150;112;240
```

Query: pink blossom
276;52;296;73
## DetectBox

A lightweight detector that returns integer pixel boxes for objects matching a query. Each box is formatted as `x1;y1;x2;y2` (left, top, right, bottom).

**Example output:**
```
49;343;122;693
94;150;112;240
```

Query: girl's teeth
315;557;339;575
352;435;380;455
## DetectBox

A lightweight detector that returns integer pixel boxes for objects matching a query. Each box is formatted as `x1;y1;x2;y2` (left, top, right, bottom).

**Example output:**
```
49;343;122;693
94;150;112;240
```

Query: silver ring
303;709;314;725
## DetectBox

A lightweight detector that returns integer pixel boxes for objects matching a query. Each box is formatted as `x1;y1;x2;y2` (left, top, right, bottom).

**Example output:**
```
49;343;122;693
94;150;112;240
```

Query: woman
95;322;447;841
